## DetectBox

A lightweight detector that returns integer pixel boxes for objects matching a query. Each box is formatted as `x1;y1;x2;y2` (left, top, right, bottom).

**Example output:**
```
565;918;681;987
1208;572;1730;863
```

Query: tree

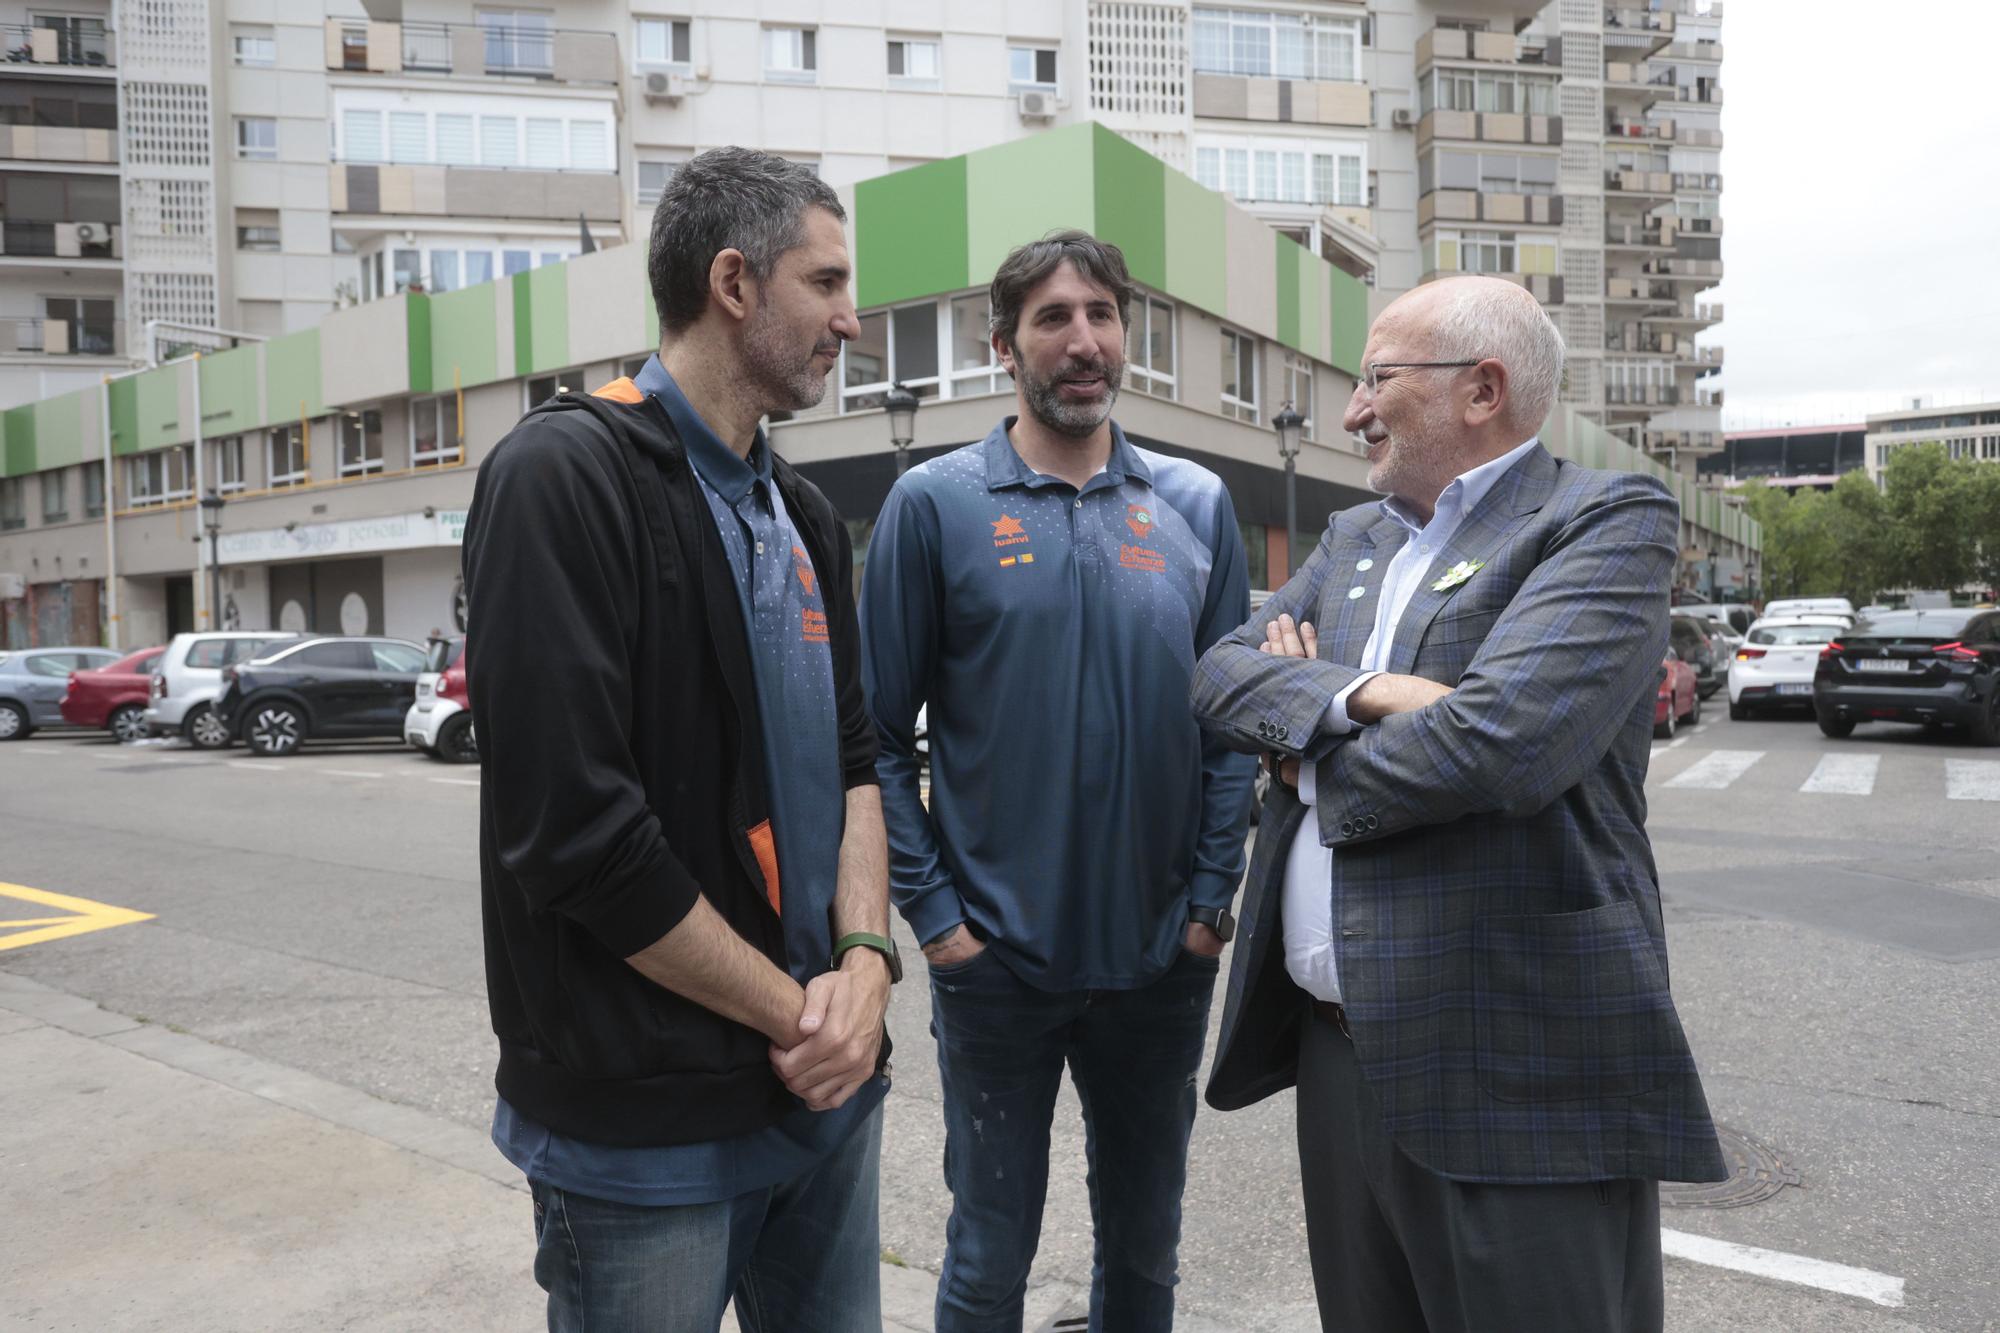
1880;444;1980;592
1968;463;2000;596
1817;470;1891;605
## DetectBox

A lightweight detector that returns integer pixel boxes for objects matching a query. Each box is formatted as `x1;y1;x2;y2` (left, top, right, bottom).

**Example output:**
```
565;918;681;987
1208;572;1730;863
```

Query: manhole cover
1662;1122;1802;1209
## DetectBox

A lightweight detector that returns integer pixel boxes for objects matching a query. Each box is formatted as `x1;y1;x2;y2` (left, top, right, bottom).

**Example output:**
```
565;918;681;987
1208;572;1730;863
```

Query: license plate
1777;682;1814;695
1854;660;1910;673
416;681;434;696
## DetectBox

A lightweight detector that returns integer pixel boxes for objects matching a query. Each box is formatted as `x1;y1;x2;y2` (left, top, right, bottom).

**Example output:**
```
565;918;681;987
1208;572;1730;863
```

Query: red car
60;645;166;744
1655;649;1700;738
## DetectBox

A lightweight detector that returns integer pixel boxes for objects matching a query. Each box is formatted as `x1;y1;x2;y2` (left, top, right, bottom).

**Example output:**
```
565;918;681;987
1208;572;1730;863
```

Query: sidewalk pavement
0;972;1232;1333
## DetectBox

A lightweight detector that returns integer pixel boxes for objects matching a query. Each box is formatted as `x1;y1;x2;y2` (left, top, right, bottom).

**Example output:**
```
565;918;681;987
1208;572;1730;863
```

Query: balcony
1422;271;1563;306
322;19;617;87
1647;428;1723;455
0;220;120;261
1191;72;1369;128
1606;276;1677;304
1604;168;1675;199
1603;63;1667;108
1673;170;1722;193
1676;124;1723;148
1418;109;1562;147
1606;329;1690;355
0;122;118;165
1606;383;1682;409
1416;27;1523;68
0;21;114;71
1604;221;1673;248
329;163;622;223
1669;82;1723;105
1642;301;1723;327
1601;7;1675;58
1662;41;1723;63
1606;118;1672;142
1419;190;1562;227
0;316;121;357
1640;256;1723;282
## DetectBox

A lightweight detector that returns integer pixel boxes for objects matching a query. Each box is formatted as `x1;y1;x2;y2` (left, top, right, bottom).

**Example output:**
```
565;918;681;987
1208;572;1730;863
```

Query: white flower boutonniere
1430;558;1485;593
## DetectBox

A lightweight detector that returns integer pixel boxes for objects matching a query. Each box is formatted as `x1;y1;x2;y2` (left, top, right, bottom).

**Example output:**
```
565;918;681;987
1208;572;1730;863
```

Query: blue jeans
928;946;1220;1333
529;1104;882;1333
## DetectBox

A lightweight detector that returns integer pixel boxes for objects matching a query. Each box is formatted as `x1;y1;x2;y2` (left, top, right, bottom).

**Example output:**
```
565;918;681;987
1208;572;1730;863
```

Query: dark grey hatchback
215;636;428;756
1812;609;2000;744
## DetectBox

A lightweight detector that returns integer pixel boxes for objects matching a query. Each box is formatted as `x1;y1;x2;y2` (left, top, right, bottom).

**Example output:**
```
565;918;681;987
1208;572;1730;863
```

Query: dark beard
1018;355;1122;438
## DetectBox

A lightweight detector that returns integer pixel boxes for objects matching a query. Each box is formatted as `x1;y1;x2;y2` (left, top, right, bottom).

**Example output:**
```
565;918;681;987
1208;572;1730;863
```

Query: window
389;111;428;164
465;251;495;285
268;425;306;487
393;249;422;293
479;115;518;166
435;114;475;165
569;121;607;170
636;158;682;207
429;250;460;293
948;295;1011;398
42;297;116;355
41;469;67;523
502;249;532;277
342;109;383;163
338;412;384;478
237;224;280;251
127;446;193;508
888;37;941;81
0;477;22;530
635;16;691;65
524;117;563;168
371;641;427;674
236;117;277;161
296;640;374;671
841;301;944;412
213;436;245;494
1283;352;1316;438
82;461;103;518
1422;150;1557;196
526;370;582;409
1008;45;1057;87
1128;298;1176;398
1419;69;1558;116
1220;328;1258;423
1194;136;1365;206
765;26;817;79
1191;9;1360;81
1430;229;1556;277
233;27;276;66
411;395;461;466
480;8;553;73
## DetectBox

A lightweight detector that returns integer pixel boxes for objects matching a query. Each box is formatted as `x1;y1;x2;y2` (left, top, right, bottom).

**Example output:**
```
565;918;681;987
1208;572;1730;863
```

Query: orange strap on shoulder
589;377;644;404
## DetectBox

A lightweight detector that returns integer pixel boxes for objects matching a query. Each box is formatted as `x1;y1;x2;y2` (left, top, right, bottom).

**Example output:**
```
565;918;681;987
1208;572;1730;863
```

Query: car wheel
245;704;305;757
1654;706;1676;740
1970;694;2000;747
436;714;478;764
1728;698;1749;722
0;700;27;741
1686;689;1702;726
108;704;149;744
185;704;232;750
1815;708;1855;739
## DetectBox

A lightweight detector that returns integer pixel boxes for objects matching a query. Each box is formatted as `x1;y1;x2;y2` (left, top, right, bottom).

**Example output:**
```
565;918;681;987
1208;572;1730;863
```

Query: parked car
0;646;123;740
1812;609;2000;745
58;645;166;743
1656;649;1700;738
1699;618;1742;693
147;631;301;748
217;636;428;757
1675;601;1756;635
1728;616;1849;719
404;635;476;763
1670;615;1723;700
1764;597;1856;624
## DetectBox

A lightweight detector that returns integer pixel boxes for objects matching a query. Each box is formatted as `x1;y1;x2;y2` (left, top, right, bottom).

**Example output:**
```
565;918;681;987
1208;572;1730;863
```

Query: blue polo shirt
493;357;885;1205
861;419;1257;991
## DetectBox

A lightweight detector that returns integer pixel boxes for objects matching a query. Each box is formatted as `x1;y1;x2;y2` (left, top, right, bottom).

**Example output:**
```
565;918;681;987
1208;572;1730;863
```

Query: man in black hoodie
463;147;896;1332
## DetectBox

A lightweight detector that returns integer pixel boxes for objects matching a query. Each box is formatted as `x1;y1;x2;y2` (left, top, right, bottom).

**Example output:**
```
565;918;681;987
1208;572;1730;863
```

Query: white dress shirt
1282;437;1542;1004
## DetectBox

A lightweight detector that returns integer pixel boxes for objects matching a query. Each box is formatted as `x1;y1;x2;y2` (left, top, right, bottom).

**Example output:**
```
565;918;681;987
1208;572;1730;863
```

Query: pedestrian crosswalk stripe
1663;750;1765;790
1944;759;2000;802
1799;753;1879;796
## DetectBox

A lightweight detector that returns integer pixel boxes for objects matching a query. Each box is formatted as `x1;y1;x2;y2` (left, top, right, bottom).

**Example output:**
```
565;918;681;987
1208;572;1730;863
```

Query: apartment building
1864;402;2000;487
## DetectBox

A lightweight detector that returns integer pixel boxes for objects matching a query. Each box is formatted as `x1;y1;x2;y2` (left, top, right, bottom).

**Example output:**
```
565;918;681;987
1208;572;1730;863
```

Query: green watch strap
832;931;901;982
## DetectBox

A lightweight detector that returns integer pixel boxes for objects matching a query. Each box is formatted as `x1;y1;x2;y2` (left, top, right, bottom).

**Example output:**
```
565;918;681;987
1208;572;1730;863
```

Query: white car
146;630;299;748
1763;597;1855;623
403;635;476;764
1728;616;1849;720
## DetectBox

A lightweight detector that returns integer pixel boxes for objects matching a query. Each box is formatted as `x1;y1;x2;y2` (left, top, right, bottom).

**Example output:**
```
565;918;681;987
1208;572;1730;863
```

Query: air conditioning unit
0;573;24;601
75;222;105;244
643;69;687;104
1391;107;1414;128
1017;89;1056;121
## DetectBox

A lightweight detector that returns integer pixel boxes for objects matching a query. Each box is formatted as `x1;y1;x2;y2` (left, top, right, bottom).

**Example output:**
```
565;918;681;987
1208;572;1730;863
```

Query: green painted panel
3;404;33;476
429;286;500;389
1327;267;1367;376
406;295;434;395
965;124;1096;283
264;329;324;424
1300;265;1324;361
528;264;568;374
1161;170;1226;317
134;364;183;451
1089;125;1166;291
197;345;259;440
512;271;534;376
108;376;138;457
1274;239;1302;350
855;156;969;308
33;391;86;469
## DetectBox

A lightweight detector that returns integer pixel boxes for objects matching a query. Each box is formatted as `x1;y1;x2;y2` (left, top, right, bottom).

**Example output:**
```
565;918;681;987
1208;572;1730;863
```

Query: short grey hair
647;147;845;335
1425;278;1566;432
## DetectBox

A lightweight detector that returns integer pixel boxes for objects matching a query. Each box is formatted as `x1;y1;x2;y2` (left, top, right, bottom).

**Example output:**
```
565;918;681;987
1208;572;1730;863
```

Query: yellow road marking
0;882;154;952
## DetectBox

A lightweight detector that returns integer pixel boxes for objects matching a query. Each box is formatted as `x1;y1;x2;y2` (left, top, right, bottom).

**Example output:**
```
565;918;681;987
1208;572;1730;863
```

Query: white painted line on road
1668;735;1691;749
1663;749;1764;790
226;760;297;773
322;769;384;779
429;777;480;787
1944;759;2000;802
1660;1228;1905;1308
1800;753;1879;796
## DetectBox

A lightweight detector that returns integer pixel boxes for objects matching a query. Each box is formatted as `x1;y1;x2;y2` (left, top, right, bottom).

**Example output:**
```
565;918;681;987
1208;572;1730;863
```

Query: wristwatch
831;931;903;984
1187;906;1236;943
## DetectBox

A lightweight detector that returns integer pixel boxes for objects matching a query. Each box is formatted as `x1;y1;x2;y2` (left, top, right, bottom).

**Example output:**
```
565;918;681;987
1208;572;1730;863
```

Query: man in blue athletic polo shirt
861;232;1258;1331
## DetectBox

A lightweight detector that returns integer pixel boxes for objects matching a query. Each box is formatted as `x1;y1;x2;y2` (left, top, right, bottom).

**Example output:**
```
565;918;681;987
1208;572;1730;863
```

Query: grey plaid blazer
1192;445;1727;1185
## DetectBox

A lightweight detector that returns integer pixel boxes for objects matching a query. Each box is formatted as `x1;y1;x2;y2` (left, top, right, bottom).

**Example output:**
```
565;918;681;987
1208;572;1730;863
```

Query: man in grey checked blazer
1191;277;1725;1332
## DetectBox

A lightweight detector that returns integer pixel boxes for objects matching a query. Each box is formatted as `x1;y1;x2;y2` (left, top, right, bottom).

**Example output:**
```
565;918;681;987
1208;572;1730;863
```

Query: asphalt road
2;705;1996;1331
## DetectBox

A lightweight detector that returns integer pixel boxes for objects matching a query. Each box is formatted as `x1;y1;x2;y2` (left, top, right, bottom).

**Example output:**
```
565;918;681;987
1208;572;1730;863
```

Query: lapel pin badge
1430;558;1485;593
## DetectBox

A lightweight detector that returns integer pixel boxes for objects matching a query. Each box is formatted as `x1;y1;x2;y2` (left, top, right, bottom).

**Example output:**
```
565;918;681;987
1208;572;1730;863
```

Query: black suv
1813;609;2000;744
216;636;429;756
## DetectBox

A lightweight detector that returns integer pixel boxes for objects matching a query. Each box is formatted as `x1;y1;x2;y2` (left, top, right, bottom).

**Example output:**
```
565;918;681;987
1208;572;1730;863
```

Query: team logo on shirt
1120;504;1166;573
992;513;1035;568
792;546;818;598
794;546;830;642
1126;504;1155;539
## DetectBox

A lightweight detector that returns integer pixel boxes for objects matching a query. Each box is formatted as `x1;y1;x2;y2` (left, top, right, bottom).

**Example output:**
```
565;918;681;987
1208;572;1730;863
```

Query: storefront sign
217;511;466;565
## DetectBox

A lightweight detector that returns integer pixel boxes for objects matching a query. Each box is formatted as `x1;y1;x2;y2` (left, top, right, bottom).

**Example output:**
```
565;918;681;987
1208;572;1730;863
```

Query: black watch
1188;906;1236;943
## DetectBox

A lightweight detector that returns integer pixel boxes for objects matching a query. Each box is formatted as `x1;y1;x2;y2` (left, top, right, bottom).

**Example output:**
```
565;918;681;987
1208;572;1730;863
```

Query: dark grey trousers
1296;1005;1665;1333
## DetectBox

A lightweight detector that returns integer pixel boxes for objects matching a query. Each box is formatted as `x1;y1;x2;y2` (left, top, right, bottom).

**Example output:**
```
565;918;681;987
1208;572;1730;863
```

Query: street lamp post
1272;402;1305;580
199;489;226;631
884;382;920;476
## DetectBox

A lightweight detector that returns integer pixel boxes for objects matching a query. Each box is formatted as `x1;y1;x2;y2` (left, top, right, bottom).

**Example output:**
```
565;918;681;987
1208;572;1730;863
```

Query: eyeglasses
1361;360;1482;396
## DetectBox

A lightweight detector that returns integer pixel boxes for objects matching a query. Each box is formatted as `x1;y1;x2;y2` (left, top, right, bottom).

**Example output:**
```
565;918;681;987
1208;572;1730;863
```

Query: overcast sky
1710;1;2000;427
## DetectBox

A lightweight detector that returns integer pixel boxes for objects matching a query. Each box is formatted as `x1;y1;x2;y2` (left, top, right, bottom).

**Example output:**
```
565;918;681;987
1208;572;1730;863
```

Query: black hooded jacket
462;378;880;1148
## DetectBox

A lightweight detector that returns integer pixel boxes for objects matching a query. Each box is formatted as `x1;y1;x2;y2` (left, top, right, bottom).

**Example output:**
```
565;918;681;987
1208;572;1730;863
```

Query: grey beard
744;309;832;413
1020;361;1121;438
